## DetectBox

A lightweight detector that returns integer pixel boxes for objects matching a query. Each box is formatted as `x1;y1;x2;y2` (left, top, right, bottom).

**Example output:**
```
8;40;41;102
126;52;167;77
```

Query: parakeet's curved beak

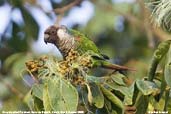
44;34;49;44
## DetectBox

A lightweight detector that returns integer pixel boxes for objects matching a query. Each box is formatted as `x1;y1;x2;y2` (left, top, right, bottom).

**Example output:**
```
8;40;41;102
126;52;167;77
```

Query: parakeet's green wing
69;29;109;60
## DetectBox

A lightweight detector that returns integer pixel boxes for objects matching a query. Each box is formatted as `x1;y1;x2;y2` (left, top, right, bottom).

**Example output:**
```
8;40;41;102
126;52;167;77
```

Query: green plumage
67;28;133;71
69;29;105;58
44;25;134;71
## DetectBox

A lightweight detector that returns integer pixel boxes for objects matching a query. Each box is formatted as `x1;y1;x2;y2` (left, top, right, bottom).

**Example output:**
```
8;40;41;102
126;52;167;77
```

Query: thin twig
54;0;82;26
55;13;64;27
4;82;24;99
54;0;82;14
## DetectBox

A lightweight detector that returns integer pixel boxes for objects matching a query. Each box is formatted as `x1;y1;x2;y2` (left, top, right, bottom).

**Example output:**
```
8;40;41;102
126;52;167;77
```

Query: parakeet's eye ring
51;30;56;34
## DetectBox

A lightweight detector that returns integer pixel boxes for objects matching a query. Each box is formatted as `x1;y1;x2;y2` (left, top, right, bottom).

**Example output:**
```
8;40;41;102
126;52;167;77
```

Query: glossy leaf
24;91;34;110
86;75;110;83
43;77;78;111
11;54;32;78
103;98;118;114
135;95;149;114
43;84;53;111
4;53;25;70
105;81;133;105
86;83;93;105
32;84;43;100
136;80;159;96
33;96;44;111
100;85;124;109
164;46;171;87
148;40;171;81
111;72;126;86
89;83;104;108
157;73;166;101
166;96;171;113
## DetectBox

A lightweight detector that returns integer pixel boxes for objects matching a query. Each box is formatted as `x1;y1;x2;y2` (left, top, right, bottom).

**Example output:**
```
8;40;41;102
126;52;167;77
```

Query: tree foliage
0;0;171;114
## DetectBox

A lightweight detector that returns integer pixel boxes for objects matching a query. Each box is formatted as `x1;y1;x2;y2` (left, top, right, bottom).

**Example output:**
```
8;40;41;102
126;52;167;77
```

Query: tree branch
54;0;82;26
0;77;24;99
54;0;82;14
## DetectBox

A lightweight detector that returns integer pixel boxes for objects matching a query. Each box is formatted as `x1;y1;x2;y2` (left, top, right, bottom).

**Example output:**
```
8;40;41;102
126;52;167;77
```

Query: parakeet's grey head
44;25;75;57
44;25;57;44
44;25;71;44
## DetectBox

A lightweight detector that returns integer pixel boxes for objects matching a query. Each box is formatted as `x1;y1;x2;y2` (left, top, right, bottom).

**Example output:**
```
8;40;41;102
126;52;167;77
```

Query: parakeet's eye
51;29;56;34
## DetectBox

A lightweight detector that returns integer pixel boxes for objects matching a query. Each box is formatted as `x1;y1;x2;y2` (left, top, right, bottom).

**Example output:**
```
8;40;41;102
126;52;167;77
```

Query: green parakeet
44;25;134;71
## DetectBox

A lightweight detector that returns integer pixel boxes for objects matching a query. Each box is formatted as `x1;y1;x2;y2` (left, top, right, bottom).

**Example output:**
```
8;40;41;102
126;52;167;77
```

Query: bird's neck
55;37;75;58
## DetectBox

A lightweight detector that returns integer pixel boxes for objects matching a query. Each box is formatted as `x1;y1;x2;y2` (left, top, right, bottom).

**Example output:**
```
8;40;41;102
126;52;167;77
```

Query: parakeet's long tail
101;61;136;71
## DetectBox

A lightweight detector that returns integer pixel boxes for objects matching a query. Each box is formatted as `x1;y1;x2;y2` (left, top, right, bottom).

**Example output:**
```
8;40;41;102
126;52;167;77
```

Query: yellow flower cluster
25;56;48;73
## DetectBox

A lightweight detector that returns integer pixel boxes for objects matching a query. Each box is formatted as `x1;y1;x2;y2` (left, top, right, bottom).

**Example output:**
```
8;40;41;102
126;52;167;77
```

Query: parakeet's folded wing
70;29;109;60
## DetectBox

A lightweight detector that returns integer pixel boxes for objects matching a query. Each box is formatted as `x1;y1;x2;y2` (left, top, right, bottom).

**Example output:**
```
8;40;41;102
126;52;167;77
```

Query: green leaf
86;75;109;83
33;96;44;111
154;40;171;61
124;83;135;106
156;73;166;101
32;84;43;100
103;98;114;114
164;89;170;111
136;80;159;95
89;83;104;108
43;84;53;111
166;96;171;113
163;46;171;112
4;53;25;70
111;72;126;86
100;85;124;109
148;40;171;81
23;91;34;110
105;81;133;105
164;48;171;87
44;77;78;111
86;83;93;105
148;96;165;111
132;82;139;105
135;95;149;114
11;54;32;78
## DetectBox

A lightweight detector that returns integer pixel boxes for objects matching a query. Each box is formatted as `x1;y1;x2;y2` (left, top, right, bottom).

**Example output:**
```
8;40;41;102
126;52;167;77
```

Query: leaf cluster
21;40;171;114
